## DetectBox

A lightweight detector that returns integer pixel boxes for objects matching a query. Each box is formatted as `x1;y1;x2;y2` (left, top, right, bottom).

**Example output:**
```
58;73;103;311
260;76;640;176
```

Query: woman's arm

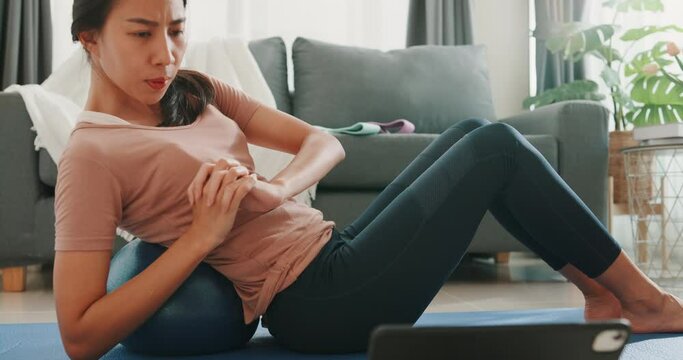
241;106;346;200
54;228;210;360
269;132;346;199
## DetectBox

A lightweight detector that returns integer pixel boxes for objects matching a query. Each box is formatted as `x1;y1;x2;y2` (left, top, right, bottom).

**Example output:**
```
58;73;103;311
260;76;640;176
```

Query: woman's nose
153;33;177;65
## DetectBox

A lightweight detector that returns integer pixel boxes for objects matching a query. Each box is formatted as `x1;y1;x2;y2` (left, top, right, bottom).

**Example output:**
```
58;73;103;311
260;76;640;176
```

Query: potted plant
523;0;683;205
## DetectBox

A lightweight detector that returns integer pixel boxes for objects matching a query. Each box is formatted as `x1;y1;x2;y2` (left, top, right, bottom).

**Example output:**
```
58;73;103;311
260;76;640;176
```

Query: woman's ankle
594;250;666;304
620;290;667;313
583;289;617;300
558;263;613;299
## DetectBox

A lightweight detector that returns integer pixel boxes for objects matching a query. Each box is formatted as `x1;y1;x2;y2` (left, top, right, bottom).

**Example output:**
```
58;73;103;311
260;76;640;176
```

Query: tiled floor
0;252;587;324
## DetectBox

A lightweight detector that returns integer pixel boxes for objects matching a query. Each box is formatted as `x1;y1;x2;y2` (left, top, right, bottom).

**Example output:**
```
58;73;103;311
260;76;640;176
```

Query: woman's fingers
204;166;249;206
216;158;241;169
233;174;257;210
204;160;232;205
188;163;214;206
220;174;257;213
187;159;245;206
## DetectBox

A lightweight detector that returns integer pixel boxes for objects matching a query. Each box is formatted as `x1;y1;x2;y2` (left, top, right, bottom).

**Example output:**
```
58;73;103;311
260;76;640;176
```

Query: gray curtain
1;0;52;89
533;0;586;93
406;0;473;46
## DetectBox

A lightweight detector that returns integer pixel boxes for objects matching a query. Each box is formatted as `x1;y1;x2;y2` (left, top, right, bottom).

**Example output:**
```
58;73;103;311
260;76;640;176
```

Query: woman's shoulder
58;130;120;172
63;130;107;156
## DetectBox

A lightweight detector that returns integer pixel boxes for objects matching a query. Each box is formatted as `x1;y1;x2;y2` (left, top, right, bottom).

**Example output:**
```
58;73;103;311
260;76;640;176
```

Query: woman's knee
474;122;521;142
466;122;522;155
448;118;491;135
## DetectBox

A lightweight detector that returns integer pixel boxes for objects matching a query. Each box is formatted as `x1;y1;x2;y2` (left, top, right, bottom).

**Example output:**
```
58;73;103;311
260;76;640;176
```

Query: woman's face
86;0;187;106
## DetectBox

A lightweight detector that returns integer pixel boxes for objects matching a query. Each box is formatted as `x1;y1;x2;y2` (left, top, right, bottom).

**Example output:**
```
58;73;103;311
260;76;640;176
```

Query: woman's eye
132;31;184;38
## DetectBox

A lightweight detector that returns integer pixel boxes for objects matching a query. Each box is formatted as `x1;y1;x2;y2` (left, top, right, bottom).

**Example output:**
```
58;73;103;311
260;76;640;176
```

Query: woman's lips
146;79;167;90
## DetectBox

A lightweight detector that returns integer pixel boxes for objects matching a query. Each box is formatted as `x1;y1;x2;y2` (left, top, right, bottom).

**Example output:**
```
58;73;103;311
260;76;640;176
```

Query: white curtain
51;0;410;87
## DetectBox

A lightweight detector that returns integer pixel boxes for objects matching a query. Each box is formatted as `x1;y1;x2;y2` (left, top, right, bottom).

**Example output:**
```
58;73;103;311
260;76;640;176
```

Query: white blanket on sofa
3;36;316;209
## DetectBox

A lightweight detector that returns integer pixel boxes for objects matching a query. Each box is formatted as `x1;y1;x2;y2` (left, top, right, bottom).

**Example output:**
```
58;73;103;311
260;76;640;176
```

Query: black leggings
263;118;622;354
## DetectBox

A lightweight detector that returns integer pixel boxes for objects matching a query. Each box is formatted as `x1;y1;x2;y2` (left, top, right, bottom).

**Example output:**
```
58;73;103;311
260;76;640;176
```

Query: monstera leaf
593;46;622;62
624;42;673;77
625;75;683;126
602;0;664;12
625;104;683;126
621;25;683;42
523;80;605;110
630;75;683;104
547;24;617;62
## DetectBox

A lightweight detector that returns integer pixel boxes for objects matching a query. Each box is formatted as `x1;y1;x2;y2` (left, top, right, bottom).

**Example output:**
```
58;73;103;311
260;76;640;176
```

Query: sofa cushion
319;133;558;190
291;37;497;134
247;37;292;114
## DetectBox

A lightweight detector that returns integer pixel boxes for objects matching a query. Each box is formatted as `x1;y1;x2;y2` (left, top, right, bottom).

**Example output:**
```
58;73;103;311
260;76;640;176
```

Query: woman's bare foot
620;292;683;333
584;292;622;321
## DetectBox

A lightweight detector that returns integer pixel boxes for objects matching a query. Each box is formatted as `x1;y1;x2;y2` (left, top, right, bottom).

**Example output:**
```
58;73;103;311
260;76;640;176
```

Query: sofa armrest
0;92;47;265
498;100;610;225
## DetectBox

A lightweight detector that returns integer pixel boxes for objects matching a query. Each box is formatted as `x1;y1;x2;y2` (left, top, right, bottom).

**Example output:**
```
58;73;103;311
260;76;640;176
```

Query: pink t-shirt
54;74;336;324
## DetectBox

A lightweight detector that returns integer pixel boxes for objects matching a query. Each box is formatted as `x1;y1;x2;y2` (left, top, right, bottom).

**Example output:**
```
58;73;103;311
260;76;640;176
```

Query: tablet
368;320;631;360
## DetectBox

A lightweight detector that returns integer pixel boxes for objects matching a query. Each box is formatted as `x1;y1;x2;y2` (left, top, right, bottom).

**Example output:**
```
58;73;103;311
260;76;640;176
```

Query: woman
53;0;683;358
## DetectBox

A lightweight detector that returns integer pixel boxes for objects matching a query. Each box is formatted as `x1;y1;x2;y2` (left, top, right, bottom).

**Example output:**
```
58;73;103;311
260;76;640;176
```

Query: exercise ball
106;238;258;356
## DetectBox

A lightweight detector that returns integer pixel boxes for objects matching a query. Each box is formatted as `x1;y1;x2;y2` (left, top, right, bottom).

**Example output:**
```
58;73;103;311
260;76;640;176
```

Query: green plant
524;0;683;130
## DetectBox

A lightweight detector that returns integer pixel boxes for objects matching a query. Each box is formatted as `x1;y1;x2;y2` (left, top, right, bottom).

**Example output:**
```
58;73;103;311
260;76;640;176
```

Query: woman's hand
186;159;256;251
239;178;287;212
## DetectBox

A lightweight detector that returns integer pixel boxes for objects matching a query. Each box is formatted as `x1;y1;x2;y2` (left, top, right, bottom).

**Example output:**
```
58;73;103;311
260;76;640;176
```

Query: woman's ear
78;31;100;59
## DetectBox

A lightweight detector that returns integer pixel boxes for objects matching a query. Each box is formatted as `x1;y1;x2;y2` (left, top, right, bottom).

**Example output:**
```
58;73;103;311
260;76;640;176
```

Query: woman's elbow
328;134;346;161
64;341;88;360
63;335;99;360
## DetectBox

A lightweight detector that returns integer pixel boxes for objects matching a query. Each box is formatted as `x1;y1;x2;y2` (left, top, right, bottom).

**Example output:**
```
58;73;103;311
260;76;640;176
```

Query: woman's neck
84;68;162;127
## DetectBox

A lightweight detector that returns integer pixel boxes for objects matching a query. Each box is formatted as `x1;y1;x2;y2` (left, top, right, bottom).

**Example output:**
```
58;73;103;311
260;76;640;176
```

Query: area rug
1;307;681;359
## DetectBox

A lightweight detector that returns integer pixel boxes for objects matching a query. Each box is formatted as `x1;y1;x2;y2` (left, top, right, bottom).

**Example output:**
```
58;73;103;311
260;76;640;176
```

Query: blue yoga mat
1;307;681;359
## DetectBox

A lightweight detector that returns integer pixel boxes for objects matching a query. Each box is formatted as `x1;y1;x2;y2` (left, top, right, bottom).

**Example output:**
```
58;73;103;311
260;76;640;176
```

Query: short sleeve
54;154;123;251
206;74;264;131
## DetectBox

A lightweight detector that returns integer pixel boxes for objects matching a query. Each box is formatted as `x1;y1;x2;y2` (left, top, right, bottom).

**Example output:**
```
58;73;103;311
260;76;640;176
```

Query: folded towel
313;119;415;135
367;119;416;134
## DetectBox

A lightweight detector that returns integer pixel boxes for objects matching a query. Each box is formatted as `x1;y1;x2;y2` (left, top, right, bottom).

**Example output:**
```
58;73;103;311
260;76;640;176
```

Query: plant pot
609;130;639;204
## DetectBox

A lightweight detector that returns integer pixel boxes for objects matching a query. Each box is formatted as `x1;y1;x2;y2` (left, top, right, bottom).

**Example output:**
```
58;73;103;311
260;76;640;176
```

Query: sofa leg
2;266;27;292
494;252;510;264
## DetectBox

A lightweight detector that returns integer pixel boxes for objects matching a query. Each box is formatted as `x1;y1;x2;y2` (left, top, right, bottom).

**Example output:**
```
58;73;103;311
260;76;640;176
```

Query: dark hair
70;0;215;127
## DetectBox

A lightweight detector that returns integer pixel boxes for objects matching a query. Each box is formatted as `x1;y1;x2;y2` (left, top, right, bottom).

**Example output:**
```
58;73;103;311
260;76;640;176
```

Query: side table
621;144;683;290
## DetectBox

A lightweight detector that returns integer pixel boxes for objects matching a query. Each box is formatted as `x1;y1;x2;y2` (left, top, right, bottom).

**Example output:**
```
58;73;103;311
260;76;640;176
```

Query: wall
471;0;530;119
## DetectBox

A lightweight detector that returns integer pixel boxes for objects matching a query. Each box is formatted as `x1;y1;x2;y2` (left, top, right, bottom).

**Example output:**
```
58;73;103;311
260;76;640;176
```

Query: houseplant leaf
546;24;616;61
630;75;683;105
602;0;664;12
620;25;683;41
625;104;683;126
592;46;622;62
545;22;584;53
601;67;621;87
614;87;636;111
523;80;605;110
624;42;673;77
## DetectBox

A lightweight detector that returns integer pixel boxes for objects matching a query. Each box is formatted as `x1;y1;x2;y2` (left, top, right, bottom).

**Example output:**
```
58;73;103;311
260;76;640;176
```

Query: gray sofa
0;36;609;290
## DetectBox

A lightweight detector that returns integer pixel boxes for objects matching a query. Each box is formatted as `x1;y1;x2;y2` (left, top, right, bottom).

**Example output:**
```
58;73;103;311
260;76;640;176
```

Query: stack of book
633;123;683;145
